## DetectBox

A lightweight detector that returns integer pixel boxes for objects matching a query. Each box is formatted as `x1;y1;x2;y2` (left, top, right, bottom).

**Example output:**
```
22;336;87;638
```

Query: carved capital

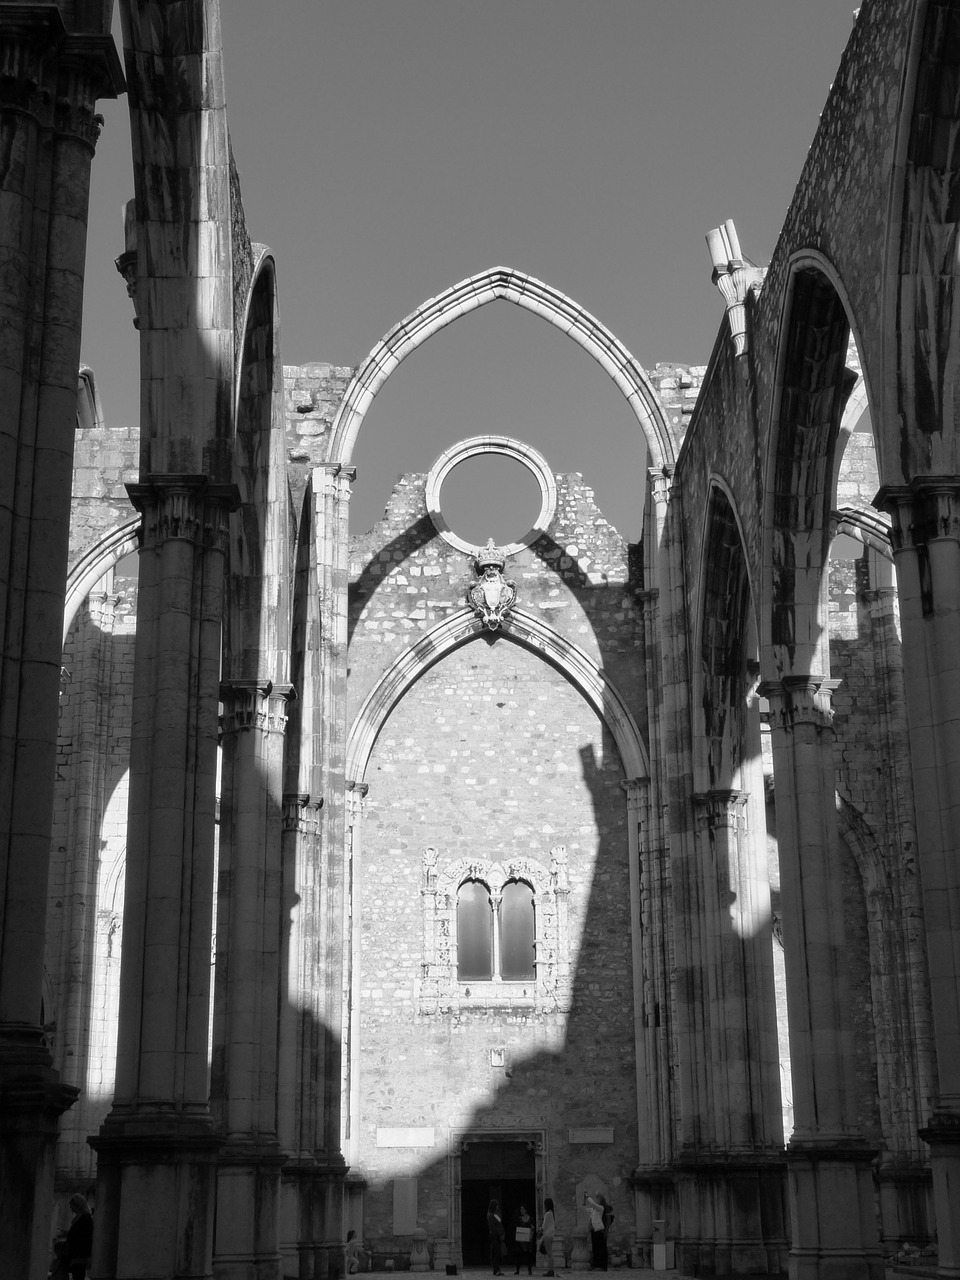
705;220;766;357
345;779;369;822
282;792;323;835
315;462;357;502
648;467;672;509
875;477;960;550
220;680;292;736
127;475;240;552
692;789;748;831
0;8;65;124
758;676;839;731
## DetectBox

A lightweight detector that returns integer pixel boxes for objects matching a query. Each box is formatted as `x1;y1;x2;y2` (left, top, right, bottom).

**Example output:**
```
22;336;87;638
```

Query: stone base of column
279;1156;348;1280
674;1152;789;1277
875;1158;933;1254
785;1142;884;1280
214;1139;288;1280
630;1165;675;1269
0;1026;78;1280
920;1112;960;1280
90;1114;219;1280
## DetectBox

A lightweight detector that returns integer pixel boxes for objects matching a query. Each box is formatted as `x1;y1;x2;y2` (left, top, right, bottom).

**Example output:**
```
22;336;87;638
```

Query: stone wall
347;461;646;1257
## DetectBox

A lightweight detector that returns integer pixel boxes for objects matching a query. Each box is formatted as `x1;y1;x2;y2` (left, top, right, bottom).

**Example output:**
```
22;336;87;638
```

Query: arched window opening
456;876;536;983
457;880;493;980
500;879;535;980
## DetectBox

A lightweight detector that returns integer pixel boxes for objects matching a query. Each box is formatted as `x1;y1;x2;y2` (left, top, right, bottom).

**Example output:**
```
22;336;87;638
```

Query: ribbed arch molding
63;519;141;646
328;266;675;469
346;606;649;785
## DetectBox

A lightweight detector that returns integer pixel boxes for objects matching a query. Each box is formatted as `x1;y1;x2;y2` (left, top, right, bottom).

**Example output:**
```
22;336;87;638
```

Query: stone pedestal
410;1229;430;1272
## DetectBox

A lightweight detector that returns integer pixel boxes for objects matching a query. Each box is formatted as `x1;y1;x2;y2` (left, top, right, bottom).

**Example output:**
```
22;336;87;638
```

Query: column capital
757;675;839;730
648;466;672;509
219;681;293;736
620;777;649;811
127;475;241;551
281;792;323;835
692;789;749;829
314;462;357;497
875;477;960;550
53;33;124;149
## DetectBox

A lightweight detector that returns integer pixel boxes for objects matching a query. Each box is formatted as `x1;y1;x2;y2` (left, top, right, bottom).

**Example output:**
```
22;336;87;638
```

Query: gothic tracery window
455;876;536;983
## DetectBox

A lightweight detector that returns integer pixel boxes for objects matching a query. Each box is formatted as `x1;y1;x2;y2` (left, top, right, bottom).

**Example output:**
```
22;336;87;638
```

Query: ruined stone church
3;3;960;1280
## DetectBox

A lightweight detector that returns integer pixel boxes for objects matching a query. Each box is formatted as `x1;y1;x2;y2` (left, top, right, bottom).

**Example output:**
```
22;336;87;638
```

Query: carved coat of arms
468;540;517;630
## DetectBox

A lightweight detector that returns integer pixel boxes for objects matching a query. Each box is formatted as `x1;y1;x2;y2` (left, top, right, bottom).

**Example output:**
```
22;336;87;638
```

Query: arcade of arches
3;4;960;1280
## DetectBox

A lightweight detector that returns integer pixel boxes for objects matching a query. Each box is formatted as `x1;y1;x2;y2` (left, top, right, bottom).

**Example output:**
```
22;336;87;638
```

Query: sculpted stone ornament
469;540;517;630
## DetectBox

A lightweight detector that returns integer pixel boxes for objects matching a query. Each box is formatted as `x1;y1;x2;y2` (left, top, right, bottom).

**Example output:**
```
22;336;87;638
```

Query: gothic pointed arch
327;266;677;470
345;606;649;787
889;0;960;480
762;255;860;678
226;245;291;684
695;481;757;790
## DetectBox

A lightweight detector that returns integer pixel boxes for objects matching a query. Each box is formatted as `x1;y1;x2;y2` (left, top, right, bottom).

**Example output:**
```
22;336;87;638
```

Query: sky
81;1;862;543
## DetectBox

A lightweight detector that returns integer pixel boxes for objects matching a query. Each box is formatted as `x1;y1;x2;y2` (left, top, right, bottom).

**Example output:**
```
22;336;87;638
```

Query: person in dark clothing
513;1204;535;1275
63;1195;94;1280
584;1195;607;1271
488;1199;506;1275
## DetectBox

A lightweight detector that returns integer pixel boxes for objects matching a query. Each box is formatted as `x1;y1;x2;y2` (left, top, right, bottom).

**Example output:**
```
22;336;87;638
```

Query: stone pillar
343;781;369;1171
673;791;787;1276
759;676;883;1280
90;476;237;1280
278;791;324;1280
312;463;355;1278
0;12;122;1279
213;680;293;1279
877;482;960;1280
624;778;673;1266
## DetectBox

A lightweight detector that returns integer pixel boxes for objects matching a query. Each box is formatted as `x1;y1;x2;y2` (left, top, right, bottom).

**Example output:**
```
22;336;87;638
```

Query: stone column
279;463;354;1279
681;790;787;1277
343;781;369;1171
312;463;355;1278
877;482;960;1280
213;680;293;1279
623;778;672;1266
278;791;324;1280
0;13;122;1279
759;676;883;1280
90;476;237;1280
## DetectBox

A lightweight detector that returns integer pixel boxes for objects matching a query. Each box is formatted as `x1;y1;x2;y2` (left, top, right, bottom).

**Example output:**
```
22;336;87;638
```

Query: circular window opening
440;452;544;549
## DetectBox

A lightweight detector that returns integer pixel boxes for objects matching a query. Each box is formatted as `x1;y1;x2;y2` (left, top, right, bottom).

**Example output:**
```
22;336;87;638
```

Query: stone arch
694;480;758;790
327;266;676;471
225;245;291;682
890;0;960;480
345;606;649;786
762;254;864;679
63;519;140;645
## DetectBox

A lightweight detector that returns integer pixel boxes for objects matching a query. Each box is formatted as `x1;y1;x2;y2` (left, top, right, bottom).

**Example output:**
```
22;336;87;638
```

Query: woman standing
513;1205;535;1276
539;1197;556;1277
584;1195;607;1271
487;1199;506;1275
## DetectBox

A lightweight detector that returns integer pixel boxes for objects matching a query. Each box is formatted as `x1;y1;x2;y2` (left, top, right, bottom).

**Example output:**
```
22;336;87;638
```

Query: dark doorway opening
461;1140;536;1268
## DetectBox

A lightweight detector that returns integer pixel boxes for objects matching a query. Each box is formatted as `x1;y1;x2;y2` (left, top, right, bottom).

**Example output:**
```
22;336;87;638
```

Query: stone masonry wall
347;461;646;1259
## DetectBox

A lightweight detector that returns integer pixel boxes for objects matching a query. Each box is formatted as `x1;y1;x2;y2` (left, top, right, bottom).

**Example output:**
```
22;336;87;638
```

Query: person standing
584;1195;607;1271
488;1199;506;1275
63;1195;94;1280
539;1197;556;1277
513;1204;535;1276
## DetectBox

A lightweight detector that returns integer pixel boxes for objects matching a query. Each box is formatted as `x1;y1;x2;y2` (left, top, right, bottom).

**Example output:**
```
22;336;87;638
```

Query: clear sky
81;1;862;543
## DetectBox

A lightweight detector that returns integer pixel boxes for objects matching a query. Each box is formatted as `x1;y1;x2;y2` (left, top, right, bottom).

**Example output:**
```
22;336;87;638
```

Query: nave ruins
2;3;960;1279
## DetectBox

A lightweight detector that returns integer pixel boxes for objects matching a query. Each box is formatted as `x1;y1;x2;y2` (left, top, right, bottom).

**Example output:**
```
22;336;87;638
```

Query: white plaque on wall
568;1127;614;1144
377;1127;436;1148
